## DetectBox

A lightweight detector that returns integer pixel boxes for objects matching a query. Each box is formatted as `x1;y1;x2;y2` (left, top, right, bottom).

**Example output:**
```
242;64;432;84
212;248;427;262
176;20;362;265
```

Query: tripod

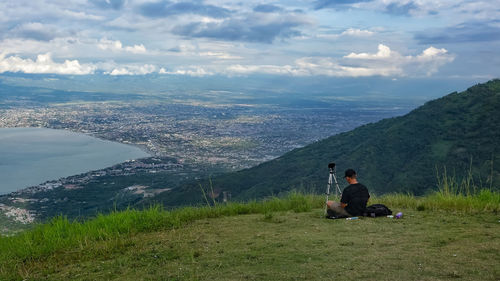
325;162;342;216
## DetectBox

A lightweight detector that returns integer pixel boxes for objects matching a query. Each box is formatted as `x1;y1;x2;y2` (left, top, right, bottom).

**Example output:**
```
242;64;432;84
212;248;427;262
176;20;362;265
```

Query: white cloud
0;53;96;75
0;0;494;81
344;44;455;76
226;64;296;75
340;28;375;37
106;64;157;75
225;57;398;77
316;28;376;40
61;9;104;21
416;46;449;60
199;52;243;59
14;22;45;32
98;38;147;54
159;67;214;77
0;44;456;77
345;44;392;59
414;46;455;75
125;45;147;54
0;38;69;57
224;44;454;77
295;57;400;77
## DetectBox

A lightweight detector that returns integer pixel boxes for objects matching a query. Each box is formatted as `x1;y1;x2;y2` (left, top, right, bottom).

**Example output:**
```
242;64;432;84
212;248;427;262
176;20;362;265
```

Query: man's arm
340;189;349;209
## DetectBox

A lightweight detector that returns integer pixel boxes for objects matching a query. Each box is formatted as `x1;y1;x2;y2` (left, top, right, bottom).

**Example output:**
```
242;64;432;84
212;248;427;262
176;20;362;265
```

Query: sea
0;127;150;195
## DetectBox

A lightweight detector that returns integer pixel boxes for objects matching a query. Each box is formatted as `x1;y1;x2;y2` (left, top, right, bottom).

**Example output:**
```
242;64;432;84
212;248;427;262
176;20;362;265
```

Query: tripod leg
325;172;333;216
332;172;342;197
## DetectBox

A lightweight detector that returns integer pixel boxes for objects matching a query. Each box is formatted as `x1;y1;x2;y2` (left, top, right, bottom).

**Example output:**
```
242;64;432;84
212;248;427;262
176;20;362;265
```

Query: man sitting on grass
326;169;370;218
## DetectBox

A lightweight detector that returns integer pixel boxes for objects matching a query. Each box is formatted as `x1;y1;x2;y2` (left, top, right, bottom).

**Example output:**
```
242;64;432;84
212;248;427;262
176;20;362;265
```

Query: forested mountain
154;80;500;206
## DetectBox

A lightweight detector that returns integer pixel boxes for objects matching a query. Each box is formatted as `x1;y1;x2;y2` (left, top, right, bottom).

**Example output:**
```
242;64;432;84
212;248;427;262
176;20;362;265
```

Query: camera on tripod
328;162;335;170
325;162;342;216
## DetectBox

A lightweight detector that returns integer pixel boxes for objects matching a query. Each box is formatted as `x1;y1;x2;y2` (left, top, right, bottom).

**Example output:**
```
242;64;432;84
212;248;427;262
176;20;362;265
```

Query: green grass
1;191;499;280
0;193;320;279
373;189;500;213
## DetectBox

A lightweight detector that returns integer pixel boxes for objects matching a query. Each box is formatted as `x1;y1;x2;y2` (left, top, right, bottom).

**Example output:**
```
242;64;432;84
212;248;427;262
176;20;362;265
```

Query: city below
0;84;415;233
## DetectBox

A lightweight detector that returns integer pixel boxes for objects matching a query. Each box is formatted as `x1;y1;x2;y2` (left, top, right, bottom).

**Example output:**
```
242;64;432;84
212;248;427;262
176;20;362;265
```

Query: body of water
0;127;149;195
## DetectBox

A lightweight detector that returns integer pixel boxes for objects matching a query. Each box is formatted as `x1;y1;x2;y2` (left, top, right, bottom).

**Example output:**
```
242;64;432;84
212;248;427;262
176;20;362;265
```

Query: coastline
0;126;151;195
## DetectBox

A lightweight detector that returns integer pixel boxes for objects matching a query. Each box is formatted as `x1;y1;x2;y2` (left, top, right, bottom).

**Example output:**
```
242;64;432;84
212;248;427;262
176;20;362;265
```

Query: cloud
0;43;455;77
343;44;455;76
159;66;213;76
0;53;96;75
345;44;392;59
340;28;375;37
253;4;283;13
138;1;230;18
199;51;242;59
89;0;126;10
385;1;418;16
61;9;105;21
106;64;157;75
314;0;374;10
317;28;375;40
413;46;456;75
225;58;395;77
9;22;61;41
415;22;500;44
98;38;147;54
296;57;399;77
226;64;297;76
224;44;454;77
312;0;427;16
312;0;491;19
172;14;306;43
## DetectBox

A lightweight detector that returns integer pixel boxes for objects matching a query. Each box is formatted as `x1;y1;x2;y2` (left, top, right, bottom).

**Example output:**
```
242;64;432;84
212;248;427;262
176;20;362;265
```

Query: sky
0;0;499;95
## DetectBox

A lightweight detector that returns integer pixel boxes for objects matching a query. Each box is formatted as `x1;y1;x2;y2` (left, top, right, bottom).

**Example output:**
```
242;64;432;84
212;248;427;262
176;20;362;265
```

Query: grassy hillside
154;80;500;206
1;191;499;280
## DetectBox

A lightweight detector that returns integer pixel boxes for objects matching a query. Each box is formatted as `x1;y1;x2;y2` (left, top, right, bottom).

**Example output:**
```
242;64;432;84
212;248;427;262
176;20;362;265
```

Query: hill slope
156;80;500;206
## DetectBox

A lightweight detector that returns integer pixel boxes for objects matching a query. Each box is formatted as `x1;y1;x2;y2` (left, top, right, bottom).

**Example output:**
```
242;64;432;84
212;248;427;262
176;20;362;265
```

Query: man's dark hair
344;169;356;178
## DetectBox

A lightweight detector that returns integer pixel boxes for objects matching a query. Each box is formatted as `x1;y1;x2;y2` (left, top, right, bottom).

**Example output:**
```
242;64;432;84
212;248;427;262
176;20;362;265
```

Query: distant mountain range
155;79;500;206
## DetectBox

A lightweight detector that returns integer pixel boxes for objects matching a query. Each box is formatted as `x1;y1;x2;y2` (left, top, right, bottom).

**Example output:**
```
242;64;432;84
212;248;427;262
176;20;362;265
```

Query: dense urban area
1;100;399;169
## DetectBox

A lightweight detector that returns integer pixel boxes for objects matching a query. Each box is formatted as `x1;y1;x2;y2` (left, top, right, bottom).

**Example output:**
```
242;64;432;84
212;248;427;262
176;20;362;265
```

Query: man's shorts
327;201;351;218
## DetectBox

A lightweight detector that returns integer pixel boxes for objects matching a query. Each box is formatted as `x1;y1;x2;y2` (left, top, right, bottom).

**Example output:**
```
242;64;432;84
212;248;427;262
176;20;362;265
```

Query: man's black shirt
341;183;370;216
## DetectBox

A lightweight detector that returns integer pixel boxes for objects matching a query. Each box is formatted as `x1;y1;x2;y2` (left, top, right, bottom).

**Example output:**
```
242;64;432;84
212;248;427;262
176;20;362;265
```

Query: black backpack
363;204;392;217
